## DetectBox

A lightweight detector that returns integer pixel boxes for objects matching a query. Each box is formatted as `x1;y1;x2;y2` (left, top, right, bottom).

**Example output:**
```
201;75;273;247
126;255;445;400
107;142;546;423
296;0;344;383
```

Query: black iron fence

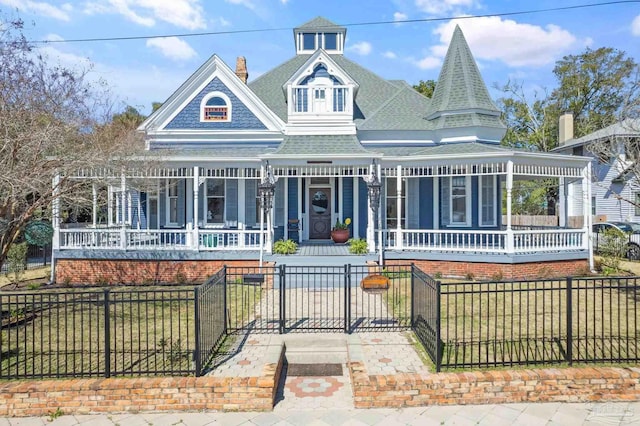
412;273;640;371
0;288;195;379
0;244;51;273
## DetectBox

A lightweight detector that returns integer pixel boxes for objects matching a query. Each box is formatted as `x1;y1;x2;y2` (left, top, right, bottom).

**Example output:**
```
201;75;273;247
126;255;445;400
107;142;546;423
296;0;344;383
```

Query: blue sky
2;0;640;115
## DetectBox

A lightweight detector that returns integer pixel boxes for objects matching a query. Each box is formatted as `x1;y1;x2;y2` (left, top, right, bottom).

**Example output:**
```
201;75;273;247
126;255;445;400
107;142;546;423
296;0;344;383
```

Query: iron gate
223;264;413;334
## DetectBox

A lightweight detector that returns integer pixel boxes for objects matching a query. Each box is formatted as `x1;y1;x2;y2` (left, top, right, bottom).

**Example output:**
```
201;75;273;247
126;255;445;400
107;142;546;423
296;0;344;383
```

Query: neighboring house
554;115;640;223
52;17;592;283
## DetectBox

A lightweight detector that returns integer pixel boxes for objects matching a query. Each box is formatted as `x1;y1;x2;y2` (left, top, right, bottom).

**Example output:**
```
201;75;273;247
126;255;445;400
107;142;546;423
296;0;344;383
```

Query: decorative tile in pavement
286;377;343;397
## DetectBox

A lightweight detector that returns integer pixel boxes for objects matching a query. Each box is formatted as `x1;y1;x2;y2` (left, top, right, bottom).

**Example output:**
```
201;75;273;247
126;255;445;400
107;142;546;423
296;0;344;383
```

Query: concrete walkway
3;402;639;425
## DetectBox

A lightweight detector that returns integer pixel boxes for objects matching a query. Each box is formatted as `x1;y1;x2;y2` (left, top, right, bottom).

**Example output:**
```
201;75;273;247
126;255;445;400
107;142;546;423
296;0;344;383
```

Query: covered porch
53;150;593;267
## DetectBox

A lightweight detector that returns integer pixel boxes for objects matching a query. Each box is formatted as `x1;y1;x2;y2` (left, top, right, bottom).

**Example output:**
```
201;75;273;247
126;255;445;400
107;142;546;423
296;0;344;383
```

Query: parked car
592;221;640;260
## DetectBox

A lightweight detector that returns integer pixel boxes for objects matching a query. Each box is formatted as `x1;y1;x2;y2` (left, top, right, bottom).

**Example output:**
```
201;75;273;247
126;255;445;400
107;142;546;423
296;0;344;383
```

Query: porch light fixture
364;160;383;264
259;161;278;267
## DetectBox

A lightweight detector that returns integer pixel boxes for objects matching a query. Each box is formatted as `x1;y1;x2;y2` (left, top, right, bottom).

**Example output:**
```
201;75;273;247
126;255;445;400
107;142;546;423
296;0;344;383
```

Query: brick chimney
558;112;574;145
235;56;248;84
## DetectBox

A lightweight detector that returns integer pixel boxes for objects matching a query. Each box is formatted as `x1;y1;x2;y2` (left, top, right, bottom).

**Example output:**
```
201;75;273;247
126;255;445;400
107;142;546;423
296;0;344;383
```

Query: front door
309;188;331;239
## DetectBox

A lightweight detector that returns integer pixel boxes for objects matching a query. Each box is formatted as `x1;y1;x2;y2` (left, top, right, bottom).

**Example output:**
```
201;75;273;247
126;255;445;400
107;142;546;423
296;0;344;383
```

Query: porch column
505;160;514;254
396;165;403;250
107;186;113;227
366;165;375;252
120;171;127;250
558;177;567;228
51;173;61;282
377;161;383;265
193;166;200;251
92;184;98;227
583;163;594;270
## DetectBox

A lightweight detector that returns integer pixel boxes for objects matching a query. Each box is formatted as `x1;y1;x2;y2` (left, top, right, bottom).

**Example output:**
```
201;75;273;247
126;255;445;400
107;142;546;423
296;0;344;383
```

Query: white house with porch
53;17;593;284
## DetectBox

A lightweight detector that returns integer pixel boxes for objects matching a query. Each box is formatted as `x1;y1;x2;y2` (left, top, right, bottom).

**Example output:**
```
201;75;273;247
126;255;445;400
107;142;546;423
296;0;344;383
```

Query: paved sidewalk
3;402;639;425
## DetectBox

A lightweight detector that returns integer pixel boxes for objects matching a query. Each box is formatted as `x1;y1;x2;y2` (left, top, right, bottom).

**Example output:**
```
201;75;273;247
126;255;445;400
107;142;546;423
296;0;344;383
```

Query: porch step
281;335;348;364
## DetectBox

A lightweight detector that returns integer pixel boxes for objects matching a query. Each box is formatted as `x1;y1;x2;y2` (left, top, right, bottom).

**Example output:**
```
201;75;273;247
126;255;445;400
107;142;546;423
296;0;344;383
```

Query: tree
0;17;147;271
112;105;146;128
497;47;640;151
413;79;436;98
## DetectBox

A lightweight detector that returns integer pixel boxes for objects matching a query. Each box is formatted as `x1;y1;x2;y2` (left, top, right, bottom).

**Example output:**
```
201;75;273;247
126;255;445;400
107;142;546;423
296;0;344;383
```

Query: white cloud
632;14;640;36
146;37;197;61
383;51;397;59
280;0;289;3
83;0;206;30
394;12;408;22
428;17;581;67
225;0;256;11
347;41;372;56
415;0;478;16
412;55;441;70
0;0;72;21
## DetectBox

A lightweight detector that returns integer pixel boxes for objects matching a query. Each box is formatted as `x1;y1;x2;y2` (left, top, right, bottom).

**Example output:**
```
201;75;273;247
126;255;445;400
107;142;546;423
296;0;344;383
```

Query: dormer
283;50;359;135
294;17;346;55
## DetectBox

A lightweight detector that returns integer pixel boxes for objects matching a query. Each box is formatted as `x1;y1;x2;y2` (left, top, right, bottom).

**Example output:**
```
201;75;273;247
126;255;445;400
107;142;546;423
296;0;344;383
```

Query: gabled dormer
294;17;346;55
283;50;359;135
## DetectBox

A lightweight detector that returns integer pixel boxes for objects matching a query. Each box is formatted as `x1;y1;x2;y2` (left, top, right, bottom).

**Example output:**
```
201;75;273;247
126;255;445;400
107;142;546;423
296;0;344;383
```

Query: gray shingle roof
358;86;433;130
248;54;419;129
427;26;501;120
273;134;371;155
296;16;345;31
145;146;274;159
554;119;640;150
412;142;510;156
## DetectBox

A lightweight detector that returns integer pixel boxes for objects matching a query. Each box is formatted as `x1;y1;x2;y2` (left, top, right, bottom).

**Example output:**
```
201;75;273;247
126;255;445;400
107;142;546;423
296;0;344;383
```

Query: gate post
566;276;573;365
103;289;111;378
279;264;286;334
194;287;202;376
222;266;228;334
344;264;351;333
435;280;442;373
410;263;415;329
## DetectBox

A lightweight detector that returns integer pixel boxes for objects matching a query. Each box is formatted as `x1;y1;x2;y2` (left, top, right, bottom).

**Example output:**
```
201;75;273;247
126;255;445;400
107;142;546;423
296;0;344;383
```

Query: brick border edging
348;362;640;408
0;343;286;417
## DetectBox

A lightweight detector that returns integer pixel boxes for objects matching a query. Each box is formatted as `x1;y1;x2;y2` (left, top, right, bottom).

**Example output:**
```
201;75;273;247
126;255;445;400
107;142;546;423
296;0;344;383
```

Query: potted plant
331;218;351;244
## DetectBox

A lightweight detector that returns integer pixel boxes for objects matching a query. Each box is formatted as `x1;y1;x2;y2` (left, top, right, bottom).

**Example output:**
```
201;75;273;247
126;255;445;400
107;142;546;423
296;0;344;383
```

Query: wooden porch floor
296;241;350;256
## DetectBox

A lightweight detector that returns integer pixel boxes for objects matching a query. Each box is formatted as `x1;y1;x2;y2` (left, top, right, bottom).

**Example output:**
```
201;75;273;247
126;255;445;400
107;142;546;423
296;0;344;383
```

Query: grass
438;277;640;368
0;266;50;287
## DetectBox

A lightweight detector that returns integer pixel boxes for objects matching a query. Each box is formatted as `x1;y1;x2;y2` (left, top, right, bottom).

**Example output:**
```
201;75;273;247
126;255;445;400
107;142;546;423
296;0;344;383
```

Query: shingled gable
138;54;284;135
426;25;505;135
282;49;359;98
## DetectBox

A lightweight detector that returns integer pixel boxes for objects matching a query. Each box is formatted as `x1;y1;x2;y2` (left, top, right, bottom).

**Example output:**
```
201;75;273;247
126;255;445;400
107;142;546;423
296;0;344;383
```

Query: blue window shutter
471;176;479;228
130;190;140;228
407;178;419;229
177;179;186;226
343;178;354;234
440;177;450;226
419;178;433;229
358;179;368;238
245;180;257;227
159;186;166;227
287;178;298;220
139;192;147;229
275;178;285;227
226;179;238;223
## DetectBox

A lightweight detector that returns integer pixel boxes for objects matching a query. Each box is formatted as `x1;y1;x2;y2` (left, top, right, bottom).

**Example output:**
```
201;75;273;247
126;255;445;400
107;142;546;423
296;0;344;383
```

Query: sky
2;0;640;115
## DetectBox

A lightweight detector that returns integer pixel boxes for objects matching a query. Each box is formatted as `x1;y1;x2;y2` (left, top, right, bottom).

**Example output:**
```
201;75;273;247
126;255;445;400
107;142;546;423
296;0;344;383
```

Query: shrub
348;238;368;254
5;242;28;285
273;239;298;254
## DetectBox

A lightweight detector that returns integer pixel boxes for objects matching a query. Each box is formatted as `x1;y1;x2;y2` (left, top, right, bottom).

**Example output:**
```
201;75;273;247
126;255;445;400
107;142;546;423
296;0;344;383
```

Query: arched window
200;92;231;122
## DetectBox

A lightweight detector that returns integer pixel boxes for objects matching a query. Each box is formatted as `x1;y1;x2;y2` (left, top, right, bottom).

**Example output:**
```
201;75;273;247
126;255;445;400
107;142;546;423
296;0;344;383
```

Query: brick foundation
387;259;590;280
55;259;271;285
348;364;640;408
0;344;285;417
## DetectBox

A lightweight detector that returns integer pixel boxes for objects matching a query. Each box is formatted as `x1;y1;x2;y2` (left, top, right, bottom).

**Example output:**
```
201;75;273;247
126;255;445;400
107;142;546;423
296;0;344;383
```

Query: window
450;176;469;225
200;92;231;122
302;33;316;50
166;180;179;225
205;179;225;224
636;193;640;216
324;33;337;50
592;196;597;216
295;88;308;112
333;88;345;112
480;176;496;226
386;178;406;229
314;88;325;100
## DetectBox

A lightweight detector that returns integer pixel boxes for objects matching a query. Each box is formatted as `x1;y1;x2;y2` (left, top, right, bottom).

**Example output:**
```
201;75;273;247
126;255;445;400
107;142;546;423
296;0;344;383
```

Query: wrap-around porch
54;153;593;266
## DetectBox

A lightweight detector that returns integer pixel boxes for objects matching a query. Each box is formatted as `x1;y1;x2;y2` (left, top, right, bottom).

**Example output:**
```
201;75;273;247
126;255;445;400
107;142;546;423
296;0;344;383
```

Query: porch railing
384;228;585;254
59;228;267;251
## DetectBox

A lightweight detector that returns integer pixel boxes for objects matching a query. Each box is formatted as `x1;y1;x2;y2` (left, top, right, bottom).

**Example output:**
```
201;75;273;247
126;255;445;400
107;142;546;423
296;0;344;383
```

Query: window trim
479;175;497;227
165;179;179;226
449;176;471;227
200;92;231;123
203;178;226;226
